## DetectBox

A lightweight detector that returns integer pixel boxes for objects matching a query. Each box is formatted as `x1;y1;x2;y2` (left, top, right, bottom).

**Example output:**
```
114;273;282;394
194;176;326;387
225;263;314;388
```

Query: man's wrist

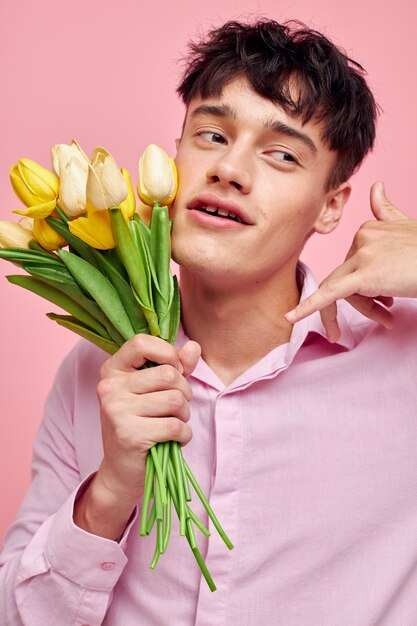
73;474;138;541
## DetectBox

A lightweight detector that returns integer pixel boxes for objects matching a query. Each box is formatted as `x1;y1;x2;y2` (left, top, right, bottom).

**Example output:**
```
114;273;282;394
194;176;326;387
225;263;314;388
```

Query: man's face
171;78;349;288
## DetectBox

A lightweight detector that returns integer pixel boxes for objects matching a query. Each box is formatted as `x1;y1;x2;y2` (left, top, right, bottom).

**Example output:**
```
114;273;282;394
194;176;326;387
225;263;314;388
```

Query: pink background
1;0;416;540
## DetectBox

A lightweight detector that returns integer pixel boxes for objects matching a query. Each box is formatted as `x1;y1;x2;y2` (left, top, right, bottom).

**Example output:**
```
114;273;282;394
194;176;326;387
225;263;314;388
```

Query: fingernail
285;309;297;322
377;181;385;195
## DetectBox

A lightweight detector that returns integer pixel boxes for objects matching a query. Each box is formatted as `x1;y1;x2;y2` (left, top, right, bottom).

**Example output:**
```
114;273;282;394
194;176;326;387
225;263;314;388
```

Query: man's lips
187;194;254;225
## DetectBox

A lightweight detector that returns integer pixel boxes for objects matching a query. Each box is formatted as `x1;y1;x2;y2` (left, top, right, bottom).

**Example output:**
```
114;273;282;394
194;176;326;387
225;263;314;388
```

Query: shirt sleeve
0;343;137;626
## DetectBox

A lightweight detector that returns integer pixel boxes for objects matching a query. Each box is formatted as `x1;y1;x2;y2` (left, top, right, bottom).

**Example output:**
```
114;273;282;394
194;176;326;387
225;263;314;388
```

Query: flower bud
68;210;115;250
119;168;136;219
0;220;34;249
51;140;90;217
86;147;128;210
33;218;66;251
10;159;59;208
137;144;178;207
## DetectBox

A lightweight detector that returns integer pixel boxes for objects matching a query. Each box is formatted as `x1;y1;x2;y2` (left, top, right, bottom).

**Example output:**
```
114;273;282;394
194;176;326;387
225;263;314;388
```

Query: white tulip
51;140;90;217
86;147;128;210
0;221;34;249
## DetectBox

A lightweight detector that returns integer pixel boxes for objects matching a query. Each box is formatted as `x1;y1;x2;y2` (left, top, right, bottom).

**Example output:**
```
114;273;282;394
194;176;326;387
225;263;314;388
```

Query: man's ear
314;181;351;234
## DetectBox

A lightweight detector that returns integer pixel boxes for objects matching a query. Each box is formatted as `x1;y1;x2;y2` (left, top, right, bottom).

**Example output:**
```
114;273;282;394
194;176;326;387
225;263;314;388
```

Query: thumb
178;340;201;378
370;181;406;221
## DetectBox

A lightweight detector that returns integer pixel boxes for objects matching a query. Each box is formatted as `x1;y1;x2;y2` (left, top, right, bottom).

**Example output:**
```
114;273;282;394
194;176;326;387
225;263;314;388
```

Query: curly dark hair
177;20;378;189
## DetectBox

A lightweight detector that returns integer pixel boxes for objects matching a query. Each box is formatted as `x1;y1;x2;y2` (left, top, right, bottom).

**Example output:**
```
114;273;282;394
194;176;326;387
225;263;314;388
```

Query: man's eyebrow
265;118;318;155
189;104;318;155
190;103;237;120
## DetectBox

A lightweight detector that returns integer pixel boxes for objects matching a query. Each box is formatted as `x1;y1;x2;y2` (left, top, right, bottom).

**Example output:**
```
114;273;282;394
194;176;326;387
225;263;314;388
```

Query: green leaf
0;248;64;267
46;216;101;270
109;209;160;336
58;248;135;342
130;219;164;303
46;313;118;354
7;275;110;338
91;246;149;335
150;206;173;340
133;213;151;248
168;275;181;345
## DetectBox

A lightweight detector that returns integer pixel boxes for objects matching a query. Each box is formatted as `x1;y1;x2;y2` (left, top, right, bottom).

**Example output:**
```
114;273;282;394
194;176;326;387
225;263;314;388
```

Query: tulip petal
138;144;177;206
18;159;59;198
68;210;115;249
90;146;111;164
71;140;90;165
52;142;90;177
13;199;57;219
86;164;108;210
101;157;128;207
59;157;88;217
33;218;67;251
0;220;34;248
119;168;136;218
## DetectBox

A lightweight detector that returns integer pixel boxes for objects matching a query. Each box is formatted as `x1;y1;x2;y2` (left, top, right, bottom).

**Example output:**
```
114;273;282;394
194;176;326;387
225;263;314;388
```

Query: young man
2;19;417;625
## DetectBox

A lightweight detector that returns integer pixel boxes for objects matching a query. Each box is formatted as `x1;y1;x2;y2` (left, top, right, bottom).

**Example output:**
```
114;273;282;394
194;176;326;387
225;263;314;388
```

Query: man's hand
285;182;417;342
73;334;201;540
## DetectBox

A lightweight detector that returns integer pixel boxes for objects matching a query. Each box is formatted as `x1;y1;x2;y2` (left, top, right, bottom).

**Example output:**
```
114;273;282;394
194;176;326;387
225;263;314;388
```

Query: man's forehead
183;78;325;153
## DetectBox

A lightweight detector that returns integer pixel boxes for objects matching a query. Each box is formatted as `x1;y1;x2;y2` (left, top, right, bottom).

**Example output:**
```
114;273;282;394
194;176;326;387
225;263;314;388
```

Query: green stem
156;518;164;555
171;442;187;535
167;461;216;590
192;547;217;592
184;460;234;550
150;445;167;506
140;453;155;536
178;446;192;501
163;490;172;552
187;506;211;538
55;206;69;223
146;500;156;535
150;544;160;569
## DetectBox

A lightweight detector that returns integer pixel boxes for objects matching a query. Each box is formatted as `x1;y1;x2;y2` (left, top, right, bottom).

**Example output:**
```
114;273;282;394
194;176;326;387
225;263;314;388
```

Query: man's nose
206;146;252;193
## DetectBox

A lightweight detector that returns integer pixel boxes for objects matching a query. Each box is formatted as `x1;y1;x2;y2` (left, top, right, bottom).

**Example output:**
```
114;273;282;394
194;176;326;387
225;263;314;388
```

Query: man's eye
198;132;226;144
270;151;297;163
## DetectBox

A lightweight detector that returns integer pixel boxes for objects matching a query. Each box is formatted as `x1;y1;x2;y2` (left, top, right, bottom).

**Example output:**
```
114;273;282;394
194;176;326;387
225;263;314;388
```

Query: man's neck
179;264;301;386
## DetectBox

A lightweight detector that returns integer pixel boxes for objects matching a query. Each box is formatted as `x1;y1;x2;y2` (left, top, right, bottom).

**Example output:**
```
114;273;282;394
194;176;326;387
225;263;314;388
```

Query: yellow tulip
11;158;59;219
86;147;128;210
33;218;67;252
119;168;136;219
51;140;90;217
137;144;178;207
68;210;115;250
0;220;34;249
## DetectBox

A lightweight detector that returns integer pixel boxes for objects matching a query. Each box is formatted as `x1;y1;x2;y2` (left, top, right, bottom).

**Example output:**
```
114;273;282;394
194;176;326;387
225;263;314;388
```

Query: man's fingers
102;364;193;401
178;340;201;378
345;294;395;329
101;334;183;376
370;181;407;222
319;301;341;343
285;268;358;323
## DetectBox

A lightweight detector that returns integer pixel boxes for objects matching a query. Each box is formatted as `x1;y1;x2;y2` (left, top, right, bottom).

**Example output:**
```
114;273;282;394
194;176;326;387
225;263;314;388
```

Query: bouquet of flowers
0;141;233;591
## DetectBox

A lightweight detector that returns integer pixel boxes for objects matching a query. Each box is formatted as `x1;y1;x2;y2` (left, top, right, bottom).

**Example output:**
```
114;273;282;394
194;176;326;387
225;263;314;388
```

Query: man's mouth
194;206;244;223
187;194;253;225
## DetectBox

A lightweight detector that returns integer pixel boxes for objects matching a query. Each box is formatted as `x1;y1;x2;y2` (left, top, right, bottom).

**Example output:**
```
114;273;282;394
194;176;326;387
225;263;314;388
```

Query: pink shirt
2;263;417;626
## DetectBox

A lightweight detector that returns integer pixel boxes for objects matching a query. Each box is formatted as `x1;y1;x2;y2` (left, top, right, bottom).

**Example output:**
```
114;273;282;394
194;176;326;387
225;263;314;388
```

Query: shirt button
101;562;115;570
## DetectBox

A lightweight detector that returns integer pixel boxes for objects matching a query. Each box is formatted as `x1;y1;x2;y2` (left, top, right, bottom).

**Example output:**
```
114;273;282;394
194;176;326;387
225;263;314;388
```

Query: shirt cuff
45;473;138;590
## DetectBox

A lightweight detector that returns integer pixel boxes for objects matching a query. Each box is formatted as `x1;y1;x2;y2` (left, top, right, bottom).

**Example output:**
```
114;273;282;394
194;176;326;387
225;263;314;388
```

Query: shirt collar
175;262;356;391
